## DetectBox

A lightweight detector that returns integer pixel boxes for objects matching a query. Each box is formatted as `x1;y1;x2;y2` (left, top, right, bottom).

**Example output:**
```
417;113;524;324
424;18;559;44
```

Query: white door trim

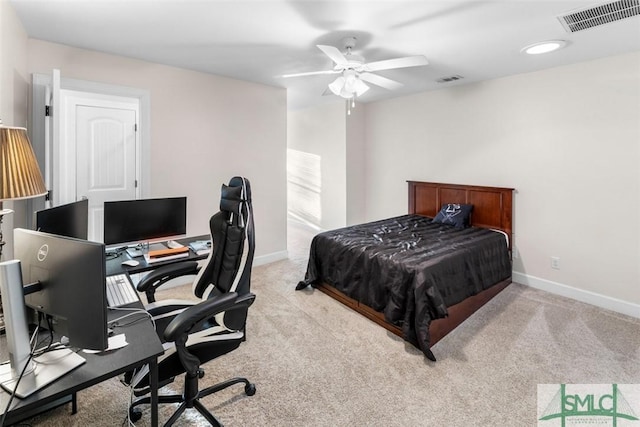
31;73;151;205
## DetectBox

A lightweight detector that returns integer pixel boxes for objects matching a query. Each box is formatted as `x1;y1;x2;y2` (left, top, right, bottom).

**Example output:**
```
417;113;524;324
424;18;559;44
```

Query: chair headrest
220;184;243;215
228;176;251;200
219;176;251;216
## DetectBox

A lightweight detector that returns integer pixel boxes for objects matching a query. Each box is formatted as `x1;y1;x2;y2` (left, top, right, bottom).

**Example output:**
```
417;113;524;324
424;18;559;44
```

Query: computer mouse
121;259;139;267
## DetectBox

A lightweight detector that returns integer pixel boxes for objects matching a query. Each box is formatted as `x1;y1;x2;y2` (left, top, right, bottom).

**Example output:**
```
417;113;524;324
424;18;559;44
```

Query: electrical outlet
551;257;560;270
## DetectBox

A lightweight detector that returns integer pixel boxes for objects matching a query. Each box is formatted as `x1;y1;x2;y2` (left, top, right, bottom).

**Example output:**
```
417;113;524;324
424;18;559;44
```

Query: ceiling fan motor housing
336;54;365;71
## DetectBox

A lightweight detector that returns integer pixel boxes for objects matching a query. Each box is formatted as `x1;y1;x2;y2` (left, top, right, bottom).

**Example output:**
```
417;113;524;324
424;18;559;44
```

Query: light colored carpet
22;221;640;426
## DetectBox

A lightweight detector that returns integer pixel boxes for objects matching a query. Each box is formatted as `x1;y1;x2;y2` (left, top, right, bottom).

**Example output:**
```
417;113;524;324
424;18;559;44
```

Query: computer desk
0;235;210;426
0;303;163;426
106;235;210;276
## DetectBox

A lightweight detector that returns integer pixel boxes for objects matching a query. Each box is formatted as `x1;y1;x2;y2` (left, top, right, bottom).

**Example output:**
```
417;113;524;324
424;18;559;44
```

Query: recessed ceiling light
521;40;567;55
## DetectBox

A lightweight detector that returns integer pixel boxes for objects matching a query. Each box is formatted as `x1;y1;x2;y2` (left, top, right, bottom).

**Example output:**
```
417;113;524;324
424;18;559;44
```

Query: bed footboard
316;278;511;354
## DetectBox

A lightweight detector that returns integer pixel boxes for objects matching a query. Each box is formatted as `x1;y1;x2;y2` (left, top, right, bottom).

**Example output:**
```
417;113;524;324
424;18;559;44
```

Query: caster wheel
129;407;143;422
245;383;256;396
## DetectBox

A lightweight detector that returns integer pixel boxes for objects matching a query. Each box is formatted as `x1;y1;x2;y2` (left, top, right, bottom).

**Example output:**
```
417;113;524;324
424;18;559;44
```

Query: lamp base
0;209;16;333
0;208;13;259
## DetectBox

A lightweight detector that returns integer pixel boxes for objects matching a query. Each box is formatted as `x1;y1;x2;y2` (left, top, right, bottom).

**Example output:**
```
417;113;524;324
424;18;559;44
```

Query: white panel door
76;106;137;242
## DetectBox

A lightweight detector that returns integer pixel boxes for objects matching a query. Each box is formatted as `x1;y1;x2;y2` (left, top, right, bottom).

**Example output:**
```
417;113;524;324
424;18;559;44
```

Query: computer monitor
103;196;187;246
16;229;108;351
0;229;108;397
35;199;89;240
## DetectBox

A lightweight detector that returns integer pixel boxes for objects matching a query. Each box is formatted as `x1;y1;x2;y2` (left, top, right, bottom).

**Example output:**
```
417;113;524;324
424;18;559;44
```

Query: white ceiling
10;0;640;110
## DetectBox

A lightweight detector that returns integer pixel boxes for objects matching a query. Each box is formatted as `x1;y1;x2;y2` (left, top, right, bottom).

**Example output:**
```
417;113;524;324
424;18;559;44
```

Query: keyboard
106;274;140;307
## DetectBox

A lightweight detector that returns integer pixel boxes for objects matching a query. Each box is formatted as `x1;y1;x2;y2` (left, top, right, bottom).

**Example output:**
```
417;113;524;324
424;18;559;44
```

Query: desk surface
0;295;164;425
106;235;210;277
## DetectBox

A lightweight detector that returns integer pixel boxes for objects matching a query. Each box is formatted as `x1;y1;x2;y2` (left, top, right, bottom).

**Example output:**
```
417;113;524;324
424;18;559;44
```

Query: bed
296;181;514;361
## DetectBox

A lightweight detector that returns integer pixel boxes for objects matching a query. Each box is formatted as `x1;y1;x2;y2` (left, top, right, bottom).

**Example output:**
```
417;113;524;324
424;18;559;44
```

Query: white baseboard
254;250;288;267
512;271;640;319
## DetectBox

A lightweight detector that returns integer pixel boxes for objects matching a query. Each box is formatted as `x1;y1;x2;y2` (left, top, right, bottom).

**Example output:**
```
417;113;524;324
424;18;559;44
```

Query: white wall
287;101;367;231
0;1;28;127
364;52;640;311
25;39;288;262
346;105;366;225
288;102;347;231
0;0;31;260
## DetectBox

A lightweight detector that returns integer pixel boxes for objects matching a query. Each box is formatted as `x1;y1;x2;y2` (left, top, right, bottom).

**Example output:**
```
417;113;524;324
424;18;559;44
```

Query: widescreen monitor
35;199;89;240
103;197;187;246
15;228;108;351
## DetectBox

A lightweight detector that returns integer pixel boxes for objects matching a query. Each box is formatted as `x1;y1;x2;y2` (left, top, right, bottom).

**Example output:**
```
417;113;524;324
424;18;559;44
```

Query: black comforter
296;214;512;359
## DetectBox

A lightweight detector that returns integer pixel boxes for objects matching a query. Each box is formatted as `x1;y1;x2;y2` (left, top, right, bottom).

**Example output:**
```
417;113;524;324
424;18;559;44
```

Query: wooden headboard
408;181;514;250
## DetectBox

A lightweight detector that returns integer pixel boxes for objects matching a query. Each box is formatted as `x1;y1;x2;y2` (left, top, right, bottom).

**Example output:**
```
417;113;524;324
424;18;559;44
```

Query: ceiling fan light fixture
339;85;355;99
328;76;355;98
521;40;567;55
343;70;358;93
329;70;369;99
328;76;346;96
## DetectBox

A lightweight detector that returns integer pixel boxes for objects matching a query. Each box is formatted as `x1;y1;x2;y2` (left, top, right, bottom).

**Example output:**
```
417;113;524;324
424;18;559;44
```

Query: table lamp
0;122;48;260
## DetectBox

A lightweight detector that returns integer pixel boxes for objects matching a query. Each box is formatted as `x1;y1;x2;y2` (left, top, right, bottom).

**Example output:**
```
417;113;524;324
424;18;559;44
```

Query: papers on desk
144;252;190;264
144;246;190;264
188;240;211;256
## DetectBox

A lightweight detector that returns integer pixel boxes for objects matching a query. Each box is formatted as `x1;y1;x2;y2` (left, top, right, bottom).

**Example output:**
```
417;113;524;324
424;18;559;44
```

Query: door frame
31;74;151;207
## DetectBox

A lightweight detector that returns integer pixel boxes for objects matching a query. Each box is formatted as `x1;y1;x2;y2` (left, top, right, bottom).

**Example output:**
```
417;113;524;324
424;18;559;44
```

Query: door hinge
134;180;138;188
45;106;51;117
134;123;138;132
45;190;51;201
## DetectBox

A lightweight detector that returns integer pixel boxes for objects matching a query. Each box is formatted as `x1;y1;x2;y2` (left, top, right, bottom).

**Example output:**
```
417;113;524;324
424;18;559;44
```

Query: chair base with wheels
129;372;256;426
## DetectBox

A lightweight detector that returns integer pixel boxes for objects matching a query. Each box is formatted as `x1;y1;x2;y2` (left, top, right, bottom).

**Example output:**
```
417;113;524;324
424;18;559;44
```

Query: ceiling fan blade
282;70;340;78
359;72;404;90
317;45;348;66
364;55;428;72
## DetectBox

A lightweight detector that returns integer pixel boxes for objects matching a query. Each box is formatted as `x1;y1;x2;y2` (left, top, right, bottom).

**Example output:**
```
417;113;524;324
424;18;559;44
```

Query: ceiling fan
283;37;428;99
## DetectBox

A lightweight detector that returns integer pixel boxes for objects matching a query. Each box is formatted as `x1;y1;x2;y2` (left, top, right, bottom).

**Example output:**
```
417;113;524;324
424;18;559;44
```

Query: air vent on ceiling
436;75;464;83
558;0;639;32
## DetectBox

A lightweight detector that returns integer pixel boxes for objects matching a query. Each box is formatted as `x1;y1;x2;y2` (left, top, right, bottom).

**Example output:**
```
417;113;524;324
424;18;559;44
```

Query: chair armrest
136;261;200;303
163;292;255;342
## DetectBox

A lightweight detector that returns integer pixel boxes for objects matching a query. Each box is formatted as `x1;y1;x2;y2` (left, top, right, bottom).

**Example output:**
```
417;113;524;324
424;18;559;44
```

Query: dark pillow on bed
432;203;473;228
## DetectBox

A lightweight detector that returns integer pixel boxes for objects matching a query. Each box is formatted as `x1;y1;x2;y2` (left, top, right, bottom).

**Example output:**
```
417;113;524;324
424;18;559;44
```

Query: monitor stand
0;260;85;399
126;242;165;258
0;347;85;398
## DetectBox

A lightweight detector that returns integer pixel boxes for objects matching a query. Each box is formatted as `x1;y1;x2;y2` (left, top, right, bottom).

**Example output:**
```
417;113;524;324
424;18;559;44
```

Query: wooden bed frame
316;181;514;349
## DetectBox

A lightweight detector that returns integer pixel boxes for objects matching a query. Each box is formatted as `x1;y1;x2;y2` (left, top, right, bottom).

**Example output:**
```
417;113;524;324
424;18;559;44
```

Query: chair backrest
192;177;254;329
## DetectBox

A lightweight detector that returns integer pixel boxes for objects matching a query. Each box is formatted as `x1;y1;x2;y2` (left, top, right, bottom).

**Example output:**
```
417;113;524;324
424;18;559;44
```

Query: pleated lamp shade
0;126;47;201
